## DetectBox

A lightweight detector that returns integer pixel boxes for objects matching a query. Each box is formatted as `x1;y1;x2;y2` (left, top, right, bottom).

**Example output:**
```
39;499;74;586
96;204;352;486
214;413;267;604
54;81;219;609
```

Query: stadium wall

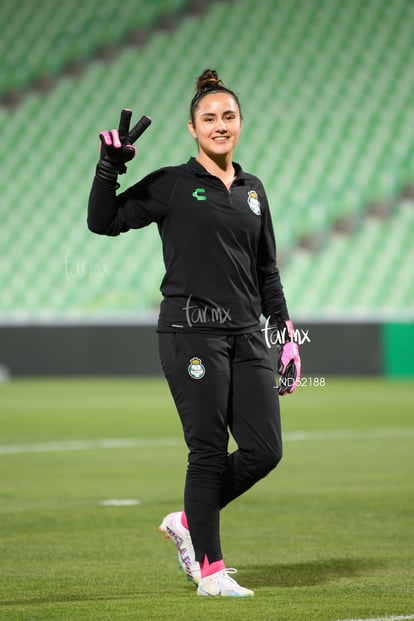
1;321;412;379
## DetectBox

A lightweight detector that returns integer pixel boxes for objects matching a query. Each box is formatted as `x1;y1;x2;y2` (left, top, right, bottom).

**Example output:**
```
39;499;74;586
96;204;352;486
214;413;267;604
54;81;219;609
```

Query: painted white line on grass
99;499;141;506
335;615;414;621
0;428;413;456
0;437;182;455
284;428;414;442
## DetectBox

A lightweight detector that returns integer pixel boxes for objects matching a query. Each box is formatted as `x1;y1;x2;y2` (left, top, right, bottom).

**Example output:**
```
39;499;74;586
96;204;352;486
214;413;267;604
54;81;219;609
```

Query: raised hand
96;109;151;183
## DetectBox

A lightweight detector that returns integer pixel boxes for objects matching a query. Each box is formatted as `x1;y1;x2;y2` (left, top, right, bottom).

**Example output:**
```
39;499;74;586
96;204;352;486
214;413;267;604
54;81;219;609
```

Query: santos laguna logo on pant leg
188;357;205;379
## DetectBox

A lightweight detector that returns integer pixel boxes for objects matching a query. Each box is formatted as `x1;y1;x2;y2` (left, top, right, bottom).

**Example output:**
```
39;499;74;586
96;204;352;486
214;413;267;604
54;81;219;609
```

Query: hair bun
190;68;242;122
196;68;223;92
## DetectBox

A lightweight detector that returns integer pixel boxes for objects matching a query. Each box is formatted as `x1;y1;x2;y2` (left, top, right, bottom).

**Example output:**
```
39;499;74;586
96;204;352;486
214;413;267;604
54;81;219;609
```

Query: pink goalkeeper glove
277;320;301;396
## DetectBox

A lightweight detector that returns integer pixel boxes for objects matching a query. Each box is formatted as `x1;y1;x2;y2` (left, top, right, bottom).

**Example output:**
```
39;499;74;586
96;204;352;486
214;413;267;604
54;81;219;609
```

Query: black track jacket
88;157;289;333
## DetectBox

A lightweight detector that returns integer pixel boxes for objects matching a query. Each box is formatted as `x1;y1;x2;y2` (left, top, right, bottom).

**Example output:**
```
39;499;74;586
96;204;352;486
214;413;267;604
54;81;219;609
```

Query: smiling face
188;92;242;162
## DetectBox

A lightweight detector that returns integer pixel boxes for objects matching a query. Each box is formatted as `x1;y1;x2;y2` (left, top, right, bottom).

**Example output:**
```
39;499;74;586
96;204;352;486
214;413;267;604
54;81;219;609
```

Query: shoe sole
197;587;254;597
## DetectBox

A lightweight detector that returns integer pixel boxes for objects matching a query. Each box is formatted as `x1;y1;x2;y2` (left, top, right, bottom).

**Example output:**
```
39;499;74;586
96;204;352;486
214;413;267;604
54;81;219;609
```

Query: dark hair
189;69;242;122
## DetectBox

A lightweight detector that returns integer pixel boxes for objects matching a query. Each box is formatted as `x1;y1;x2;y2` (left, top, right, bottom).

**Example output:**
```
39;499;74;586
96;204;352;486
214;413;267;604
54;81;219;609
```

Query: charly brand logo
192;188;207;201
188;357;205;380
247;190;261;215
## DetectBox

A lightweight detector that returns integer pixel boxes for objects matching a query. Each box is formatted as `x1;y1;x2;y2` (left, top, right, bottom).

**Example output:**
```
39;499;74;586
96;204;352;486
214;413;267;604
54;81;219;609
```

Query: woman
88;69;301;597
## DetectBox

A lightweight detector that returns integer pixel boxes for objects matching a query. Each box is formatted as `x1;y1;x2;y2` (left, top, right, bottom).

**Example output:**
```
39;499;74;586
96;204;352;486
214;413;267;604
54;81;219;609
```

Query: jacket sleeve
87;168;174;236
256;184;290;322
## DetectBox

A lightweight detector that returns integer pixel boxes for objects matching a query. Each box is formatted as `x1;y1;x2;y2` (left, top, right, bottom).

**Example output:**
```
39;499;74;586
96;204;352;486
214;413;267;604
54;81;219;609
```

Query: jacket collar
185;157;246;182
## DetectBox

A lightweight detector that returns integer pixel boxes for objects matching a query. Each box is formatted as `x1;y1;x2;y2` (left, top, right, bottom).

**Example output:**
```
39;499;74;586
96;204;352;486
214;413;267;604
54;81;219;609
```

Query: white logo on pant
188;357;205;380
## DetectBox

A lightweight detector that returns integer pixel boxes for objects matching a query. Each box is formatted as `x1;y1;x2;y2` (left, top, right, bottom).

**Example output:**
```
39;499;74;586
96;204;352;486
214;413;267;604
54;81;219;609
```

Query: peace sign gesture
97;109;151;183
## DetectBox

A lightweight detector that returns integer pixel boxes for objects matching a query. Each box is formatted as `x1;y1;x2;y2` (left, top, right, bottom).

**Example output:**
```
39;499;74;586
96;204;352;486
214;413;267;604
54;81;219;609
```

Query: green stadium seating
0;0;413;321
0;0;192;94
282;202;414;319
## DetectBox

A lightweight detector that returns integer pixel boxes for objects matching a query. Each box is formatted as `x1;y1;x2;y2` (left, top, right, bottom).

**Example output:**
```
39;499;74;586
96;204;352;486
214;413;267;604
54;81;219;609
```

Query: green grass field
0;377;413;621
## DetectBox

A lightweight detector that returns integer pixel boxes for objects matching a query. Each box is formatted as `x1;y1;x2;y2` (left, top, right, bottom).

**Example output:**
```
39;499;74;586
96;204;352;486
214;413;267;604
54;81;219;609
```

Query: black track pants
158;331;282;563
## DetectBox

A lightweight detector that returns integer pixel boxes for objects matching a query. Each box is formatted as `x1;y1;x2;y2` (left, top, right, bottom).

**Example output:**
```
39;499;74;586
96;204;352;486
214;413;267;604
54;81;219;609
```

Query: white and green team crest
188;356;205;380
247;190;261;215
